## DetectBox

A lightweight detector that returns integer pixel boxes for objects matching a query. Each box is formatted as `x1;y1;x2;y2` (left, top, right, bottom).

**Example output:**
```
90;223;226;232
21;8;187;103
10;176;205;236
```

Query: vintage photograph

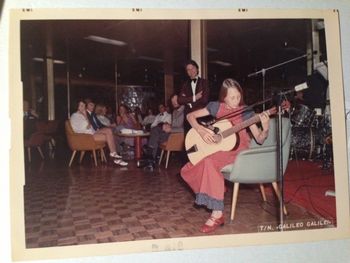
10;8;349;260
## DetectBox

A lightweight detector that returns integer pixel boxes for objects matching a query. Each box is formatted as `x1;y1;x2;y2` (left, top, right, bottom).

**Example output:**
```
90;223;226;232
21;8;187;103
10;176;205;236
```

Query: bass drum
291;104;315;127
290;127;322;160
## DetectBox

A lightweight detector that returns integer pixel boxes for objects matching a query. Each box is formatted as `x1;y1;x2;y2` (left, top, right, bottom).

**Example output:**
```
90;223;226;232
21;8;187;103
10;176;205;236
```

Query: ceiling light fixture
210;60;232;67
85;35;127;46
32;57;44;62
207;47;219;52
137;56;164;62
32;57;66;64
53;59;66;64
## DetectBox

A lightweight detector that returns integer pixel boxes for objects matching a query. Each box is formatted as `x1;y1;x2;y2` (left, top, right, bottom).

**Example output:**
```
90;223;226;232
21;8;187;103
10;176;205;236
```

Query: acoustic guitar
185;105;287;165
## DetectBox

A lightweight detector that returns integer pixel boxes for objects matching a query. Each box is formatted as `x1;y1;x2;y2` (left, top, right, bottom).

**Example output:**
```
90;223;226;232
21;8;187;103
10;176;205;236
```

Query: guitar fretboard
221;108;273;138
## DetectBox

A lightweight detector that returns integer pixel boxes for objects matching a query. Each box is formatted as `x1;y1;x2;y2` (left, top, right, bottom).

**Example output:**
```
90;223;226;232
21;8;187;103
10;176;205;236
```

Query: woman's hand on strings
259;111;270;130
196;126;216;144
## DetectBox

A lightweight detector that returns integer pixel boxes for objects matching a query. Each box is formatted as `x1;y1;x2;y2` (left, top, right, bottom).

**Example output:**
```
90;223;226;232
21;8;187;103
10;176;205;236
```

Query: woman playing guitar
180;78;270;234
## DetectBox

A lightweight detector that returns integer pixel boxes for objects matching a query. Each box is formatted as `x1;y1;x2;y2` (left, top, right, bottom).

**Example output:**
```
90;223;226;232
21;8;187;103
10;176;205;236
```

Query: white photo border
9;8;350;261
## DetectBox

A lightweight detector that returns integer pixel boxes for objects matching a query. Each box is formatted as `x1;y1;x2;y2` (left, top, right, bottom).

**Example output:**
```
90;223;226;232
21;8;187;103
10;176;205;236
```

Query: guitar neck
221;108;273;138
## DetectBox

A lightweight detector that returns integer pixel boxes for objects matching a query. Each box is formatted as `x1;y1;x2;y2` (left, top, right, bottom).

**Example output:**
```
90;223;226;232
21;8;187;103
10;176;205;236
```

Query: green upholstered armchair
221;117;291;221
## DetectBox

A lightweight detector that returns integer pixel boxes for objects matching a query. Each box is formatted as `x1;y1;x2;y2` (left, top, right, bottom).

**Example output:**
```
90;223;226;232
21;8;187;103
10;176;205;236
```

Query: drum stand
321;135;333;170
313;115;333;170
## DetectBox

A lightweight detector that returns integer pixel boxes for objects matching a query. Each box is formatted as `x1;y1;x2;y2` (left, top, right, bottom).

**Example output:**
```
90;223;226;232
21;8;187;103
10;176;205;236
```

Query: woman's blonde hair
94;104;105;115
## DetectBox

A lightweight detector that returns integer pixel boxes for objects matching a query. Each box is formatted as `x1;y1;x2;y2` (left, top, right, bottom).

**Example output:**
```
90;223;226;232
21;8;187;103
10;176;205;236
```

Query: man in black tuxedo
177;60;209;133
177;60;209;165
85;99;105;131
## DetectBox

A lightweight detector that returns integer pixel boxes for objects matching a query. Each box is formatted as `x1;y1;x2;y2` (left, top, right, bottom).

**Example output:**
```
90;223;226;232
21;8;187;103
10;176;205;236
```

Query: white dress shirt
142;114;156;126
191;77;198;102
150;111;172;128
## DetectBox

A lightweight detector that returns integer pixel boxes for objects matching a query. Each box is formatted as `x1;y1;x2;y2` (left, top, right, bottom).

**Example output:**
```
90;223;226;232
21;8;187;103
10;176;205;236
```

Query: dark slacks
147;126;170;158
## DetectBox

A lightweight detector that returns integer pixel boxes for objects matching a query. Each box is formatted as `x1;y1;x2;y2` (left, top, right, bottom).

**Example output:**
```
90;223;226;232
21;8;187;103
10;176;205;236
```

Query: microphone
276;82;309;96
294;82;309;92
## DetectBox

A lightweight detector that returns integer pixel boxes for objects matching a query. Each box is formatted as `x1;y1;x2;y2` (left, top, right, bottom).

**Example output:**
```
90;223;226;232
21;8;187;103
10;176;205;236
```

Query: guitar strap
204;96;283;126
201;106;255;134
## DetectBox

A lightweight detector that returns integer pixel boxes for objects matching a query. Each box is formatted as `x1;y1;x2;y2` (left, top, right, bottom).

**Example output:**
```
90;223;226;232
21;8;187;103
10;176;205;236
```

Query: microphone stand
248;53;308;111
273;92;285;231
248;54;308;231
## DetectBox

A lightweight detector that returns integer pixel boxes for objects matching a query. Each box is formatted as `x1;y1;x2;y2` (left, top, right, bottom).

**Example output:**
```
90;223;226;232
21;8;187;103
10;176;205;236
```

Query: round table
116;132;150;159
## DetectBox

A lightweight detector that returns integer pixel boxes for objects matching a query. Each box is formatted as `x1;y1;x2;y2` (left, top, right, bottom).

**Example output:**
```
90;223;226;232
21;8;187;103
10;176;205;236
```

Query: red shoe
200;215;225;233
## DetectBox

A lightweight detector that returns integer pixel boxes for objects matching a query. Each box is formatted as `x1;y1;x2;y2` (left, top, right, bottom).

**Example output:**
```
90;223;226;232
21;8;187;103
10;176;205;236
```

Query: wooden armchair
158;132;185;168
65;120;107;167
36;120;59;135
36;120;59;158
24;132;47;163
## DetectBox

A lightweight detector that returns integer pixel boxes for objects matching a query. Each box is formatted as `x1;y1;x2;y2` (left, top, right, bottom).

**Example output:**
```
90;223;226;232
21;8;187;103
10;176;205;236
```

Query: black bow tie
191;78;197;84
160;113;164;116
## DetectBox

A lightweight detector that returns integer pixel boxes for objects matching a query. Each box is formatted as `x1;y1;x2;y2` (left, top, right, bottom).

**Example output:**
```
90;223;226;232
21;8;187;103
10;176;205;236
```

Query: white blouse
142;115;156;126
97;114;112;126
70;112;95;135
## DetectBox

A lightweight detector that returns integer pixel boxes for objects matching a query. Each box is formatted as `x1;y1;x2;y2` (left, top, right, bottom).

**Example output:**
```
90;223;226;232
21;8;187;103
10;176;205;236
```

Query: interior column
190;20;207;79
45;22;55;120
163;49;174;104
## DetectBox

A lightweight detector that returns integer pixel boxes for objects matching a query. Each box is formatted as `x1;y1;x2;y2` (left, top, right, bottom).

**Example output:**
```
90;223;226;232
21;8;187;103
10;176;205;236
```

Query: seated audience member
141;108;156;131
95;103;116;128
23;100;39;120
85;99;106;131
116;104;139;130
115;104;140;151
105;106;115;122
150;103;172;128
144;95;184;160
133;106;143;129
70;100;128;166
23;100;39;140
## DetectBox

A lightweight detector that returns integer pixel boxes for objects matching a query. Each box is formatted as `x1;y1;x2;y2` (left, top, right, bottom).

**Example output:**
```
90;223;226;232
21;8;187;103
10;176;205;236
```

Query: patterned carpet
23;151;334;248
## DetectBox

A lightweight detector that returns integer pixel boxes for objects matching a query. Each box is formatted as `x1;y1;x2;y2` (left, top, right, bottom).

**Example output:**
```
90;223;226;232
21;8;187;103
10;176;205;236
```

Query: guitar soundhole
213;134;222;144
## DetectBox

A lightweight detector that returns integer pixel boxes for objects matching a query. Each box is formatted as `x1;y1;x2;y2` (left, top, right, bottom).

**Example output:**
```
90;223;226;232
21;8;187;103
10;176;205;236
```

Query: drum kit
290;102;333;168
